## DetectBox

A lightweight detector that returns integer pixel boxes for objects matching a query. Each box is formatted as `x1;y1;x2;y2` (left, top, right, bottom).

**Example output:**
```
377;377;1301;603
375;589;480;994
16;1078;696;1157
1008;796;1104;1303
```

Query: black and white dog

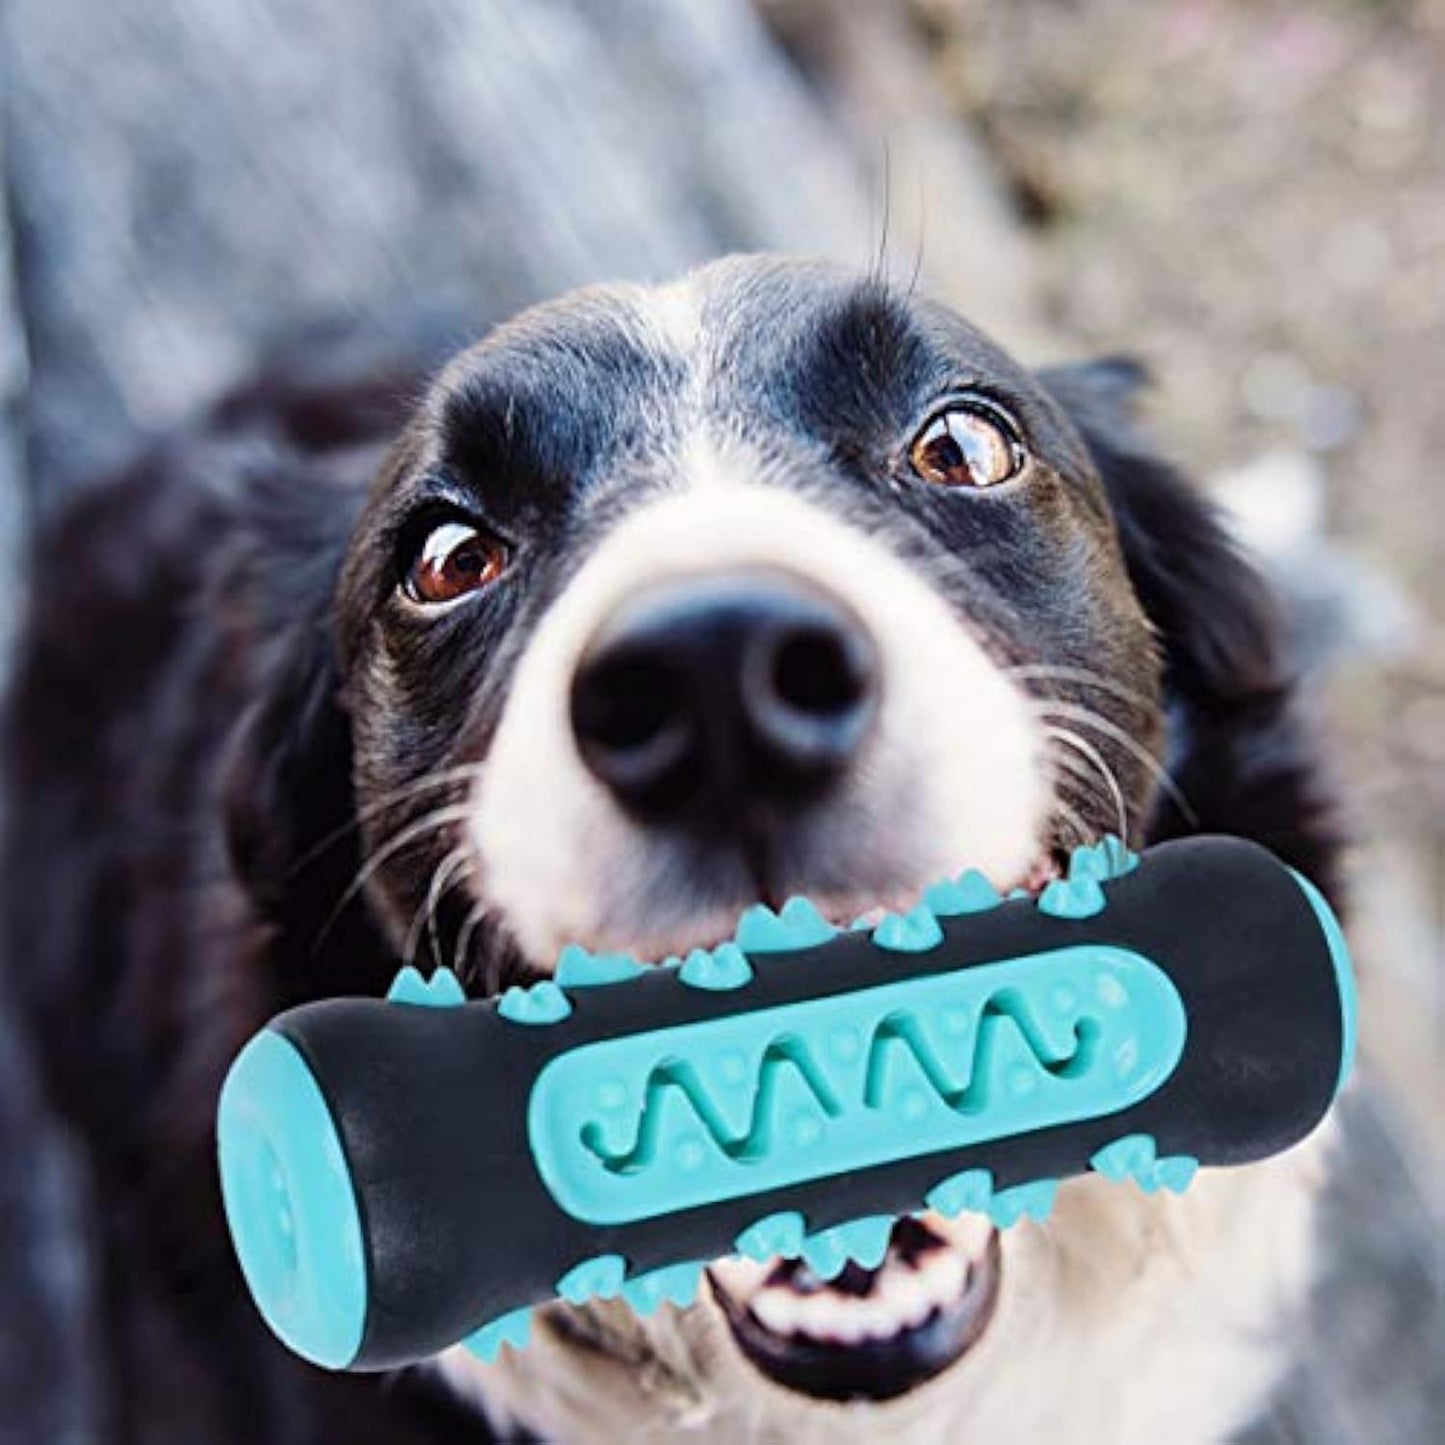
2;257;1339;1443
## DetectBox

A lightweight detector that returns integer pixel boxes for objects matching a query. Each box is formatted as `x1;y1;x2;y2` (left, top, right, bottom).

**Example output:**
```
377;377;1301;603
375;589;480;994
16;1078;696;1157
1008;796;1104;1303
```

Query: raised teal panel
529;946;1187;1225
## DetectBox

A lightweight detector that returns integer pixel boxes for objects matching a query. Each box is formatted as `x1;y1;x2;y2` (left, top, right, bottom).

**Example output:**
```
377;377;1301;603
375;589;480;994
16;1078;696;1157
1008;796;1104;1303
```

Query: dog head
225;256;1332;1439
335;257;1164;962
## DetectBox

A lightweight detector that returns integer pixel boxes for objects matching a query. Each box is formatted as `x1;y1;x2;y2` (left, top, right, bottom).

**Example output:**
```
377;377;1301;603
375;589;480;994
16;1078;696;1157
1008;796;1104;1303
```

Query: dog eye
403;520;507;605
908;405;1022;489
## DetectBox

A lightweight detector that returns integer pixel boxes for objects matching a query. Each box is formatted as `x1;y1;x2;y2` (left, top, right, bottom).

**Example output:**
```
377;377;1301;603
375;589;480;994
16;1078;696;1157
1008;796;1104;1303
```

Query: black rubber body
270;836;1347;1370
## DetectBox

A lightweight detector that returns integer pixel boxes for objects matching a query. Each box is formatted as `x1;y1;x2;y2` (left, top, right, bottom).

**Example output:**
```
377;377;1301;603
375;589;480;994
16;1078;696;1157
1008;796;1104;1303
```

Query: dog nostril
570;651;692;794
570;572;879;823
746;615;877;773
745;615;878;786
575;654;679;752
768;625;872;719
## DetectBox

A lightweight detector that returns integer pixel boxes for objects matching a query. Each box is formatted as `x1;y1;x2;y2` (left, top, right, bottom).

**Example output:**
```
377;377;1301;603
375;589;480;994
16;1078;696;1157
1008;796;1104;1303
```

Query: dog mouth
709;1212;1000;1402
439;834;1060;1398
542;848;1060;1401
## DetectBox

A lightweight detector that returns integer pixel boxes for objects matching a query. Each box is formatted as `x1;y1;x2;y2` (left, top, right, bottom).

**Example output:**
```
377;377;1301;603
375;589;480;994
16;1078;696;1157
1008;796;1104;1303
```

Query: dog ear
1037;360;1342;899
223;602;353;917
220;458;394;1001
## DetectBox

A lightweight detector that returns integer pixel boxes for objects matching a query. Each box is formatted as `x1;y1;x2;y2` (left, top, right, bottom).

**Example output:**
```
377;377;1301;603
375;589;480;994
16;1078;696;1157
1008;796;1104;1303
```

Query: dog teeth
878;1261;942;1329
923;1206;996;1263
750;1285;803;1335
742;1244;975;1346
920;1249;966;1307
752;1285;887;1342
709;1255;772;1297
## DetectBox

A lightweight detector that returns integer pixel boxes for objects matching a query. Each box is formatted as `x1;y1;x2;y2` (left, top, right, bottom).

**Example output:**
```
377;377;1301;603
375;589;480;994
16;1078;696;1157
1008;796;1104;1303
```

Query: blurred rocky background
0;0;1440;1439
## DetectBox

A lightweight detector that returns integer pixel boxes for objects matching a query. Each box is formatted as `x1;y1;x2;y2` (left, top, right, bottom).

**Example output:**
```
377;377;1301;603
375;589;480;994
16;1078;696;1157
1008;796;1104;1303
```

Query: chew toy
216;835;1355;1373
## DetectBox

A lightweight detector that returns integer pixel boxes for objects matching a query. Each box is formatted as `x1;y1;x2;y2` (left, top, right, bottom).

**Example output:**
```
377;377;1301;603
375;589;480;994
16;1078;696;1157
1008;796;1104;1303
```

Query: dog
1;255;1341;1443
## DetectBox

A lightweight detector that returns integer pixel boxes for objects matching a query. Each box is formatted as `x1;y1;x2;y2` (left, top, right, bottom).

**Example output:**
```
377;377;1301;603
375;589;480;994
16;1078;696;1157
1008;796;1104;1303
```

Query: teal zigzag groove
581;1037;843;1172
530;945;1187;1225
582;998;1100;1176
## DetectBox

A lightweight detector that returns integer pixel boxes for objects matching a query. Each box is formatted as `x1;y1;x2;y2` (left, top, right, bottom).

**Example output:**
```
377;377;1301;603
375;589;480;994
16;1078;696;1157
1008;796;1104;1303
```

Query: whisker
453;898;489;981
483;921;510;999
1049;757;1123;840
403;844;473;968
1045;725;1131;846
1048;744;1110;794
1008;663;1158;714
428;851;475;972
905;156;927;301
1034;700;1197;825
311;802;475;955
875;140;893;287
1051;796;1096;851
288;762;486;877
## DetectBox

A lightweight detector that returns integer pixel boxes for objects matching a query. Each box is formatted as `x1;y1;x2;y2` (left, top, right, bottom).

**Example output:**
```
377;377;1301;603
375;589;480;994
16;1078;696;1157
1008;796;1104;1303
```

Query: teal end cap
386;964;466;1007
735;1210;806;1263
678;942;754;992
872;903;944;954
217;1030;368;1370
498;979;572;1025
556;1253;627;1305
987;1178;1058;1228
556;946;644;989
1036;876;1106;921
925;1168;994;1219
924;869;1001;917
1288;869;1358;1095
735;900;833;954
621;1261;704;1315
462;1306;533;1363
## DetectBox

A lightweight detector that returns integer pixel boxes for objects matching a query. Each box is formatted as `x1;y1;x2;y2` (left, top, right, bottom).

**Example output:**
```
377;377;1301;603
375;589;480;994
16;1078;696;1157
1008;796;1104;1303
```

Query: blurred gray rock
0;0;877;503
1214;450;1421;677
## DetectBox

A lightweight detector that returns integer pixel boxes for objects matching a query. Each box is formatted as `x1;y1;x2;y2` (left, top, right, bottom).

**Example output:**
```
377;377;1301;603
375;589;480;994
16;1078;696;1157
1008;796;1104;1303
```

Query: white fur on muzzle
468;458;1049;968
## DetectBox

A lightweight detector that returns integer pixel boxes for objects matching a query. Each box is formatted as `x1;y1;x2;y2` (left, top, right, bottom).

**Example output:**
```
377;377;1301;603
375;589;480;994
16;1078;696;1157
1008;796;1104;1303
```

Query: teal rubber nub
1288;869;1358;1095
217;1030;368;1369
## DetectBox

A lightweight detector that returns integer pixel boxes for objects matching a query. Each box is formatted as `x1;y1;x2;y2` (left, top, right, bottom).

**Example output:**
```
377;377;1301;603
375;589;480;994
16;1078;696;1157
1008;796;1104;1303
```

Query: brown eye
404;520;507;605
909;405;1023;489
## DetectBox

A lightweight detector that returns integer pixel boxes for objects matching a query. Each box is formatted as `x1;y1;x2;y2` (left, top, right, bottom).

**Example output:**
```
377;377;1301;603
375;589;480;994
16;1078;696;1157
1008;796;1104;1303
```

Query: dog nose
570;572;878;823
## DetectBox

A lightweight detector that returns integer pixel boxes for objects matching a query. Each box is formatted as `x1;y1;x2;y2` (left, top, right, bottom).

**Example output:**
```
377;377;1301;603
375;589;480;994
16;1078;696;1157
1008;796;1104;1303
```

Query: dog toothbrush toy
217;834;1355;1373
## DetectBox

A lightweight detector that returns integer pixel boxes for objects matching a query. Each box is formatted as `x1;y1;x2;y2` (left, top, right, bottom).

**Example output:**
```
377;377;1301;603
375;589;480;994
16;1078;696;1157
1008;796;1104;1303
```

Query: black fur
1;263;1339;1443
1038;359;1341;897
